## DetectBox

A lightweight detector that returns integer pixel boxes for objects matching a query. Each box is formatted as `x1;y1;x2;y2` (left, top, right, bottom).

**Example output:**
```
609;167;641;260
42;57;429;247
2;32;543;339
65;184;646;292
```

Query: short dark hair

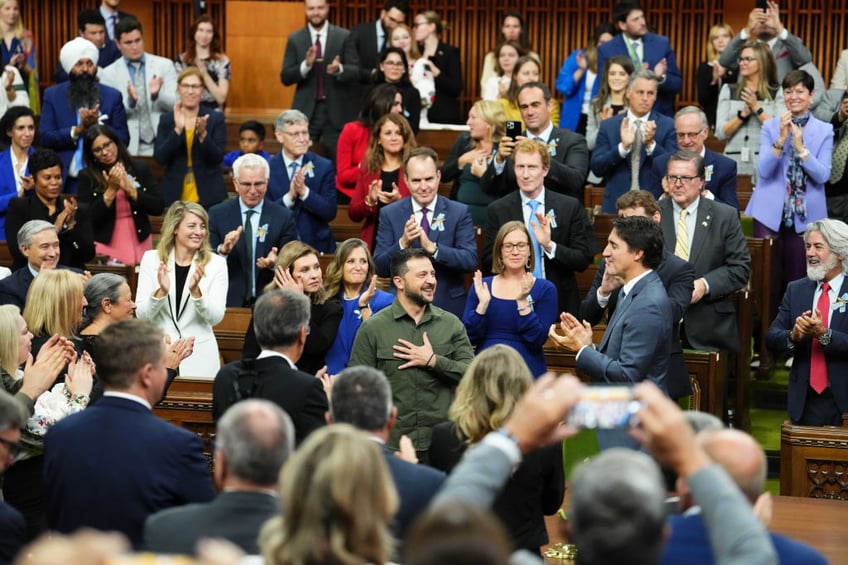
78;9;106;31
616;190;660;216
216;399;294;486
611;216;664;270
403;146;439;172
783;69;814;92
114;16;142;41
390;247;431;279
253;289;311;350
93;319;165;390
384;0;409;14
517;81;552;101
239;120;266;140
0;106;35;145
29;149;63;178
667;149;705;179
614;1;643;23
330;366;393;431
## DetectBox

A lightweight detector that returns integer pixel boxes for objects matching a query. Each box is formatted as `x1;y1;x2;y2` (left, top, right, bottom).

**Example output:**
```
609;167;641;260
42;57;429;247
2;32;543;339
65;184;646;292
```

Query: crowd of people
0;0;845;562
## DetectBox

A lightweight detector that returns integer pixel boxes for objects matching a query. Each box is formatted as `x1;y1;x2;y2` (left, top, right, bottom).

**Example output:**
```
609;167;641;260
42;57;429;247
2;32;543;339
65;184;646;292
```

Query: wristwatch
756;107;765;116
819;329;832;346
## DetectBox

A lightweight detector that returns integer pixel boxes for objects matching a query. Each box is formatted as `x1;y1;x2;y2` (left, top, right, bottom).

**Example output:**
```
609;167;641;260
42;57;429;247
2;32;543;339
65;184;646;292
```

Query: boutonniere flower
301;161;315;178
705;164;714;183
97;113;109;125
431;212;446;231
257;224;269;243
127;174;141;189
834;294;848;313
546;209;558;228
546;140;559;156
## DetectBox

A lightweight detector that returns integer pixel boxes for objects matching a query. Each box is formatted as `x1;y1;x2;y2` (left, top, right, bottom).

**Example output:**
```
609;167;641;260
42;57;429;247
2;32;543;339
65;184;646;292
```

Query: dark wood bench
780;420;848;498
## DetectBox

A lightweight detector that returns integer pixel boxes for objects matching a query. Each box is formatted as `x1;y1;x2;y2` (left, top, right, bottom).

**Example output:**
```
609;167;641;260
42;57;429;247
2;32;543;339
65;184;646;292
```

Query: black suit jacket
659;197;751;352
343;20;383;122
0;501;25;563
580;250;695;399
425;41;463;125
381;445;445;542
144;490;279;555
212;356;328;445
485;189;597;316
0;265;33;309
482;126;589;202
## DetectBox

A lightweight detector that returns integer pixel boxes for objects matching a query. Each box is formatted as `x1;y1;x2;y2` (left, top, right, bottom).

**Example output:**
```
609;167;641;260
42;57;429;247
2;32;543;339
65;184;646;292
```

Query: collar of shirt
672;195;700;216
528;122;554;143
103;390;152;410
412;195;438;215
375;20;385;50
28;263;39;278
520;187;546;209
822;273;845;297
257;349;297;369
283;154;303;171
238;198;263;217
308;23;326;43
622;268;653;296
626;108;650;126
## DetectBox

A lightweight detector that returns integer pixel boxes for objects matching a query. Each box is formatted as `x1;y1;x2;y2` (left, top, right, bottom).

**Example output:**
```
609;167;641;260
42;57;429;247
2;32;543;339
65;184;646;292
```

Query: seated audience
0;220;61;309
429;345;562;554
43;319;216;548
349;113;416;250
76;125;164;265
214;289;327;444
209;153;297;307
5;149;95;271
0;106;35;235
145;399;291;555
267;109;337;254
135;201;228;379
323;239;393;375
154;67;227;208
372;47;421;133
223;120;271;168
463;222;557;378
173;15;230;112
242;241;342;376
411;10;462;125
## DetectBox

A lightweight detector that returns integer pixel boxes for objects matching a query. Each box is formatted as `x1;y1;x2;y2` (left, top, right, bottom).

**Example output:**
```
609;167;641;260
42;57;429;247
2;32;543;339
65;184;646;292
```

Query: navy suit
374;196;477;318
580;251;695;399
661;511;828;565
0;501;25;563
43;396;216;548
0;265;81;310
651;149;739;210
595;33;682;117
154;109;227;208
577;270;672;391
39;81;129;193
267;151;337;254
591;111;677;213
208;199;298;307
767;277;848;425
381;445;445;541
484;189;598;317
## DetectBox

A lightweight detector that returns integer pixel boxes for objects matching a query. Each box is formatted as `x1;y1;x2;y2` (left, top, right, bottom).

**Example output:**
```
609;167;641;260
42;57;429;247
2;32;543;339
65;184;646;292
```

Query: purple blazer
746;115;833;232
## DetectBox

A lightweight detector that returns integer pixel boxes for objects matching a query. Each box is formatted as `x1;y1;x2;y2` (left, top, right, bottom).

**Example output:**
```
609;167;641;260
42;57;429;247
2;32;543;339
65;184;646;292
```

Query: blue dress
462;276;558;377
325;289;394;375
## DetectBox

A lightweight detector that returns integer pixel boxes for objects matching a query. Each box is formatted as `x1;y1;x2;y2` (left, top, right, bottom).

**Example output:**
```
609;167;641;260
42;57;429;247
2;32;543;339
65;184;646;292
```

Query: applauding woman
323;239;393;375
462;221;557;378
412;10;463;124
135;201;228;379
0;105;34;234
349;113;416;250
77;125;164;265
174;15;230;111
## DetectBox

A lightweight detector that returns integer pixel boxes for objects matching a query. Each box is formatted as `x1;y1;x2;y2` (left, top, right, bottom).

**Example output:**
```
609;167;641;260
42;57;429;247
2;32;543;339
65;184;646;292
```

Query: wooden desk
780;421;848;499
770;495;848;563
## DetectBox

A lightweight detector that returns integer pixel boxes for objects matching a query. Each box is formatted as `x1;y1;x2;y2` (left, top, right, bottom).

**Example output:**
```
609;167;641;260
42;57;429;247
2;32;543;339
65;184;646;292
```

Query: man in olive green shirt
349;248;473;457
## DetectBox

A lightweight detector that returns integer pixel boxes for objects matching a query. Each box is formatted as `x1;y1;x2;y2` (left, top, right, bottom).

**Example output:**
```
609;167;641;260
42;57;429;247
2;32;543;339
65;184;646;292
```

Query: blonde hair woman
697;23;735;128
24;269;85;351
242;241;342;376
260;424;398;565
428;344;563;554
442;100;506;225
0;0;37;113
135;201;228;379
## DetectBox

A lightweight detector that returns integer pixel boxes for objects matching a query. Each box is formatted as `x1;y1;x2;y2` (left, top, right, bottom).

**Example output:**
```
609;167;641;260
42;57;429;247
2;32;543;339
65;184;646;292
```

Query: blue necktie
527;200;543;278
71;114;84;177
289;161;299;181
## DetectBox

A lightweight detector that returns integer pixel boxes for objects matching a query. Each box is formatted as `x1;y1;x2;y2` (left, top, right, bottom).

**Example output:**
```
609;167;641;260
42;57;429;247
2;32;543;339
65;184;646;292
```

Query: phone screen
566;386;642;429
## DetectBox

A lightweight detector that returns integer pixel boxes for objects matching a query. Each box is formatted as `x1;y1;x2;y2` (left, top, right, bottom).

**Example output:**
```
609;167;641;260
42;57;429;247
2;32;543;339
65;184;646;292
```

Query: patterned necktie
314;35;325;100
810;282;831;393
132;61;155;144
830;127;848;184
243;210;256;304
420;207;430;237
630;121;642;191
674;209;689;260
527;200;543;278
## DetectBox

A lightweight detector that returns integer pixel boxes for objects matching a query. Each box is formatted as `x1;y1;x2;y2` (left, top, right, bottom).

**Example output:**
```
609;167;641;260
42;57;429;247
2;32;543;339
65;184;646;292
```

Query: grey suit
143;490;279;555
659;197;751;352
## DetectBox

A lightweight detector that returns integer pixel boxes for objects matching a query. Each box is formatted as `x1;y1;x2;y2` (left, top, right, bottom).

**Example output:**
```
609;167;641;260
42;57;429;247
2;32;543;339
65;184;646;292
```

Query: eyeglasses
179;83;204;91
238;181;267;189
666;175;700;185
503;242;529;252
92;139;114;155
0;436;21;460
738;56;756;64
675;130;705;141
382;60;406;68
282;130;310;139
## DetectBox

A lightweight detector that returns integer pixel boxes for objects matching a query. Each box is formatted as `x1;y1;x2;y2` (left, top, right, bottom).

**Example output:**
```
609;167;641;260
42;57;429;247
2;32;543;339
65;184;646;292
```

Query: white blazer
135;249;228;379
100;53;178;156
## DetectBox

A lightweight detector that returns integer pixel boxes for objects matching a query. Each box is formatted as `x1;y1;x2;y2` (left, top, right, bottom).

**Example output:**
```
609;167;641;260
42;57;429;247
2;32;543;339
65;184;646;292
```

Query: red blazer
335;121;370;198
349;168;409;250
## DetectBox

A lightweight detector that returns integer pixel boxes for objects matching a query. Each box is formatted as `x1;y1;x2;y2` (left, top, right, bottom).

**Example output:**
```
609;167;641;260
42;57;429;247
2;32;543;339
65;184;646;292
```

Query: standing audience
0;105;34;234
174;15;230;112
411;10;462;125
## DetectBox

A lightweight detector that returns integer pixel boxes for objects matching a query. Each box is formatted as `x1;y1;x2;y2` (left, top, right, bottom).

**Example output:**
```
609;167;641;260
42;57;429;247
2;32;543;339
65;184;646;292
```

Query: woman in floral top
174;15;230;111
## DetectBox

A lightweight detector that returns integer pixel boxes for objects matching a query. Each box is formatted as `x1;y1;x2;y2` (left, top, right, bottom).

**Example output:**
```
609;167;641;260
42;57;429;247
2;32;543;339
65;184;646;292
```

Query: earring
526;257;531;269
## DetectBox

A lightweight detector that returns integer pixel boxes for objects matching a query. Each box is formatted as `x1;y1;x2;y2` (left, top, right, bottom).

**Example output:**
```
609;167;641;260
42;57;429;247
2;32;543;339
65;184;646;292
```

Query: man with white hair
208;153;298;307
39;37;129;193
767;218;848;426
